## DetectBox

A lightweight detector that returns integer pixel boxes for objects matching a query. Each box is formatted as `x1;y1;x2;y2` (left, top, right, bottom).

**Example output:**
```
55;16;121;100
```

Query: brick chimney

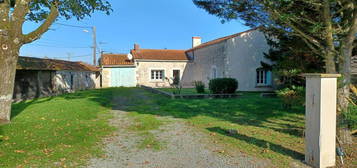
134;44;140;50
192;37;202;48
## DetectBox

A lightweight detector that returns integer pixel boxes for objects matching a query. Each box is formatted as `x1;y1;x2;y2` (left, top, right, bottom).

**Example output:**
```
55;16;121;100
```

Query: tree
0;0;112;122
263;28;325;88
193;0;356;112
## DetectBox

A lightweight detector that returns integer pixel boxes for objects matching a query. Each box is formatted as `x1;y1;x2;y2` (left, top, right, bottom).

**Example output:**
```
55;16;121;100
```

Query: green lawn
158;88;205;94
0;89;116;168
119;88;306;167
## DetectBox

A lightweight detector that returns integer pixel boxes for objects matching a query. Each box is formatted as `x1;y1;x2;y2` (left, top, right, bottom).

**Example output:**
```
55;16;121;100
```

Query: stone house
101;45;188;88
14;56;100;101
131;45;188;88
182;28;274;91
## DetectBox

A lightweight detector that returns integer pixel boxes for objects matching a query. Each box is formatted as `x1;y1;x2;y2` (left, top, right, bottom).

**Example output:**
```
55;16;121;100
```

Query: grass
0;89;116;168
128;112;165;151
159;88;208;94
118;88;306;167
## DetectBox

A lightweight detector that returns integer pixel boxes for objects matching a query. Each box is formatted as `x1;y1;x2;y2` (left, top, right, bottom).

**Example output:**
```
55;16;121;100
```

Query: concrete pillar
304;74;341;168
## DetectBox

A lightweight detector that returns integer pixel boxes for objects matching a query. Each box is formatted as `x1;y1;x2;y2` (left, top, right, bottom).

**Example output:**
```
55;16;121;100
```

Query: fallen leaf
14;150;25;153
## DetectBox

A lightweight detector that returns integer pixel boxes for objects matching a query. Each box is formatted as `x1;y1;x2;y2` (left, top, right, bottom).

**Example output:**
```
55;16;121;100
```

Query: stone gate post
304;74;340;168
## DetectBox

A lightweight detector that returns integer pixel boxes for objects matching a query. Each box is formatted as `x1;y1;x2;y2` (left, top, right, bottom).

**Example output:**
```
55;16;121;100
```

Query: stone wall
136;61;187;88
101;68;112;88
13;70;99;101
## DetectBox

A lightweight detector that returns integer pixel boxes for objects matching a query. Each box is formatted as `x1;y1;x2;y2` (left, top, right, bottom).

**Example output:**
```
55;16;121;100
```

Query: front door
173;70;180;82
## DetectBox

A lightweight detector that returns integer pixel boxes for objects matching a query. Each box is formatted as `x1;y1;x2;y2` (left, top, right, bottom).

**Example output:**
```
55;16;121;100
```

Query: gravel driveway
85;89;272;168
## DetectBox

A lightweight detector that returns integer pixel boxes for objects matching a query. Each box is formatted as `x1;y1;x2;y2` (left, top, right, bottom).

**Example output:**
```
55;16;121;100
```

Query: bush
194;81;205;93
342;105;357;130
276;86;305;109
209;78;238;94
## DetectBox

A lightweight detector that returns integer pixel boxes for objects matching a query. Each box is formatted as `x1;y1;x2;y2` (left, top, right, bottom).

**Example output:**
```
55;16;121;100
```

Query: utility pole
67;53;71;61
92;26;97;66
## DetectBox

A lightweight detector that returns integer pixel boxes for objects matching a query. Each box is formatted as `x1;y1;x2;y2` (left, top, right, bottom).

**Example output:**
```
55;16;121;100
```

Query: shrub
194;81;205;93
209;78;238;94
276;86;305;109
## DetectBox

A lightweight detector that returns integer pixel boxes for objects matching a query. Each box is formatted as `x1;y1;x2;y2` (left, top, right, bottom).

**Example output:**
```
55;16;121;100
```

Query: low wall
140;85;242;99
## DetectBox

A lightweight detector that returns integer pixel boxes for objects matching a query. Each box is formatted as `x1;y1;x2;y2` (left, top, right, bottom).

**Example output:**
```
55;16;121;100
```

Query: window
212;67;217;79
256;69;272;86
151;70;165;81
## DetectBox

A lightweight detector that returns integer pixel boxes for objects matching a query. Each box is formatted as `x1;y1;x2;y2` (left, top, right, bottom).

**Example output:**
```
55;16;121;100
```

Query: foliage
276;86;305;109
166;77;182;95
209;78;238;94
194;81;205;93
342;105;357;130
262;32;325;88
0;89;115;167
192;0;357;91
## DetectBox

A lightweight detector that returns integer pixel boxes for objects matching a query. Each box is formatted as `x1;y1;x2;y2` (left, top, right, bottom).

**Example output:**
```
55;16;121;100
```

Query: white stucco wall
136;60;187;88
182;30;274;91
226;30;273;91
181;42;227;88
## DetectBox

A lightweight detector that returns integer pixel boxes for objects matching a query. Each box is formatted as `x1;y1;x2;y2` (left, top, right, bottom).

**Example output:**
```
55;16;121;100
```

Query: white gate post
304;74;340;168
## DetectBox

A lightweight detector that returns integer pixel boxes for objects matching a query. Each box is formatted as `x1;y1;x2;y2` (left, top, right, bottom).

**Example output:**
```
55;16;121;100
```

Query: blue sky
21;0;249;64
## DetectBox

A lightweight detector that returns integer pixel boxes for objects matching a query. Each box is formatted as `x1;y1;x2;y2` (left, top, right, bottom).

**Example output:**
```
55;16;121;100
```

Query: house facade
131;45;188;88
182;28;274;91
101;28;274;91
14;57;100;101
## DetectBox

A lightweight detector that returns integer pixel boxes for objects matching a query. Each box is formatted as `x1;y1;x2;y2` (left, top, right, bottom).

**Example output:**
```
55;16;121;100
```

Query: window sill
150;80;165;83
255;85;272;88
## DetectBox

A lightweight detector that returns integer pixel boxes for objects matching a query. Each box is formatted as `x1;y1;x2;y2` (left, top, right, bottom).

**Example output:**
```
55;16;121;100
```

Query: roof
352;55;357;74
101;54;134;66
186;27;261;52
17;56;99;72
131;49;188;61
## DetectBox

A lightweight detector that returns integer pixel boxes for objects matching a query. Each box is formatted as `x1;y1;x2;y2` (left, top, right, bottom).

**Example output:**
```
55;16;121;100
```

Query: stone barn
13;56;100;101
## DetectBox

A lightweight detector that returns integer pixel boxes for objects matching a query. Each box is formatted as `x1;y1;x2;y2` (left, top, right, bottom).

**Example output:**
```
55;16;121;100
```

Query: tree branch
22;3;59;44
0;0;10;30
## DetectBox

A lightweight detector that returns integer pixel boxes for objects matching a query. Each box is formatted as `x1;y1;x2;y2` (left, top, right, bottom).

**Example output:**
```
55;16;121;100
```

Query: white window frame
256;69;271;86
150;69;165;82
211;66;217;79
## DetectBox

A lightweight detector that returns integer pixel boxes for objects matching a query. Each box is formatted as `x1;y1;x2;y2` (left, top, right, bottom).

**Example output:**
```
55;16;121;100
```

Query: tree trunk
0;37;20;122
337;42;353;144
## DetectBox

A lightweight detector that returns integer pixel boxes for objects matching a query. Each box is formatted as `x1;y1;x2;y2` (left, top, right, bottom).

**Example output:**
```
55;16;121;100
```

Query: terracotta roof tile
101;54;134;66
131;49;188;61
186;27;260;52
17;56;99;72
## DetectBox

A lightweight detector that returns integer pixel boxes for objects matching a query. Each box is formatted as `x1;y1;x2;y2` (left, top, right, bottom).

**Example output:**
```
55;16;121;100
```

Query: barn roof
101;54;134;66
17;56;99;72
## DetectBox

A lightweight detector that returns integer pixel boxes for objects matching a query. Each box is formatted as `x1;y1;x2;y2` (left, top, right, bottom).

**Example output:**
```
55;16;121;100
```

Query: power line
54;22;92;29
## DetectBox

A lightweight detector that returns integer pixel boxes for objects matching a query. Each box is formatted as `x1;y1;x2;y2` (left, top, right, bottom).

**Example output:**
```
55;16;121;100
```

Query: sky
20;0;249;64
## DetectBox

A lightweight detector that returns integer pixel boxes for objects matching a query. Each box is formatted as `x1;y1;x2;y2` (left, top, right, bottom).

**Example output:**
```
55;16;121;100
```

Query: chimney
192;37;202;48
134;44;140;50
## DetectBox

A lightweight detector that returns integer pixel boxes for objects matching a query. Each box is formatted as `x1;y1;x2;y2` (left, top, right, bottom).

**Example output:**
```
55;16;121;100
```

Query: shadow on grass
207;127;304;160
10;88;116;120
111;88;305;161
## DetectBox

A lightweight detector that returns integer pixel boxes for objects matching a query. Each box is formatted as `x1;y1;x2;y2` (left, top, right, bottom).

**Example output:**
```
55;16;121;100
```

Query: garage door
111;67;136;87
